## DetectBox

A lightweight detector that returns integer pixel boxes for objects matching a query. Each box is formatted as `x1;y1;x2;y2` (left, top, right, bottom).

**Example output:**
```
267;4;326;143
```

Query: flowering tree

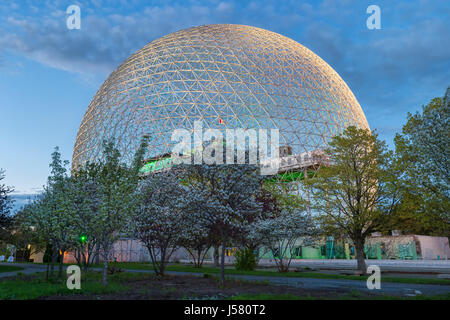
24;147;78;278
238;187;280;251
249;208;314;272
69;163;103;271
22;139;147;285
91;138;147;286
131;169;186;276
178;210;217;268
248;184;315;272
179;163;264;283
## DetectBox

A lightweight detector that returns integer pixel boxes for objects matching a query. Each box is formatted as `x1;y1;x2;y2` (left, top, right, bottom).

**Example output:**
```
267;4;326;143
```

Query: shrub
107;265;124;274
233;248;257;271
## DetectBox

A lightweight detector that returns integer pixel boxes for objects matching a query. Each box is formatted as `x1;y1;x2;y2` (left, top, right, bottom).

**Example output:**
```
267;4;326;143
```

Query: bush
233;248;257;271
107;265;124;274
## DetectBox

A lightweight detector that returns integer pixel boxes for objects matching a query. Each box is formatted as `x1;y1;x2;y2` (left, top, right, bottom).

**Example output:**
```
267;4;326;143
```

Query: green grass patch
91;261;154;270
0;265;24;273
100;262;450;286
166;264;450;286
0;272;130;300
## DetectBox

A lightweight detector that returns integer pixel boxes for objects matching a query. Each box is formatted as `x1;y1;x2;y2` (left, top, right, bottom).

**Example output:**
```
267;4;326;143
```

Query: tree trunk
220;235;226;284
58;251;65;279
160;247;166;276
354;238;367;274
83;251;88;272
147;245;161;277
94;246;100;265
213;245;219;267
102;259;108;286
50;248;57;278
102;247;109;286
195;248;200;268
196;248;202;268
75;249;81;268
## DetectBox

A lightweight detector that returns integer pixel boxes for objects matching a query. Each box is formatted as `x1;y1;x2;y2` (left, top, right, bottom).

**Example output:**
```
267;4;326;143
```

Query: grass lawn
0;272;131;300
1;268;448;300
100;262;450;286
0;265;23;273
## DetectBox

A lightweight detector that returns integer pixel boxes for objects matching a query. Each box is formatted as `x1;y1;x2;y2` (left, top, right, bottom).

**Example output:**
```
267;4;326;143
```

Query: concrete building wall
415;235;449;260
31;235;450;264
63;251;79;264
366;235;418;260
29;251;44;263
60;239;193;264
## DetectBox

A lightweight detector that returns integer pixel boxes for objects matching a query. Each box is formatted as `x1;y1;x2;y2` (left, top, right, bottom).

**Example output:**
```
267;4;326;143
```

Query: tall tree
47;147;78;278
92;138;148;286
24;148;77;278
306;126;397;273
391;88;450;235
405;88;449;193
0;169;14;240
69;163;102;271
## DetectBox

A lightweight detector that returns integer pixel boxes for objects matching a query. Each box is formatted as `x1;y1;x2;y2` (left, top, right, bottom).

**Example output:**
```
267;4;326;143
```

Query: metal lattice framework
72;24;369;171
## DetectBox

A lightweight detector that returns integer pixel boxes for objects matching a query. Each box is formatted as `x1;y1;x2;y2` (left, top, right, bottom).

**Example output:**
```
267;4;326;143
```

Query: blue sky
0;0;449;208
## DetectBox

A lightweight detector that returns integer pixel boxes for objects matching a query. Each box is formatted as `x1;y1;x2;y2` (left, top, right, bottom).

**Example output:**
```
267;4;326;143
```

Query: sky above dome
0;0;449;207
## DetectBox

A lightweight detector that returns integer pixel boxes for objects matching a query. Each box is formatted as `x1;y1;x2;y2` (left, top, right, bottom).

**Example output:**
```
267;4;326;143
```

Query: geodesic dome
72;24;369;171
